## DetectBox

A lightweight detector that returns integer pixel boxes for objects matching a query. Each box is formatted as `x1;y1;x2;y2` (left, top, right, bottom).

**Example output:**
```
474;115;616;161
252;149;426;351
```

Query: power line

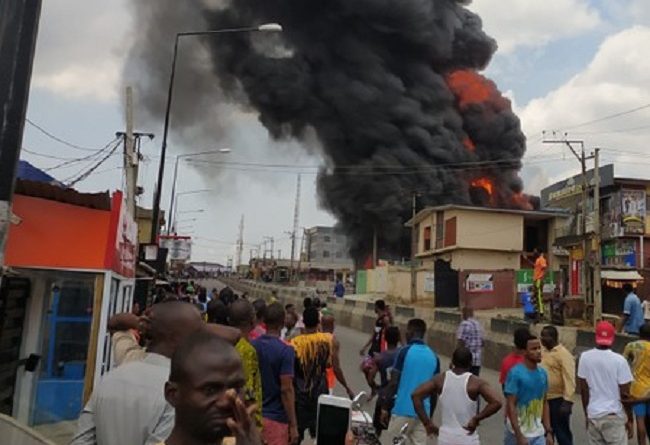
25;118;107;152
22;147;81;161
186;155;563;176
44;137;121;171
556;103;650;131
64;141;122;186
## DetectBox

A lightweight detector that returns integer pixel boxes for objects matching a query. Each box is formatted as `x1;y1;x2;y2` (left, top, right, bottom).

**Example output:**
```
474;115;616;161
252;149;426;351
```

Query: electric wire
64;141;122;186
555;103;650;131
25;118;108;152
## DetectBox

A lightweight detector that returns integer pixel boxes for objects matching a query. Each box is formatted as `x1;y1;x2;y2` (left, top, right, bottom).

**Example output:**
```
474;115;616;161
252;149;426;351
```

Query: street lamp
166;148;231;235
150;23;283;243
170;189;214;233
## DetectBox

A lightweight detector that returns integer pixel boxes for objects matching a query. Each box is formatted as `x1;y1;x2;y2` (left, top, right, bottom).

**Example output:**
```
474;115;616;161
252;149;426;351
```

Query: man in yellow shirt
624;322;650;445
541;325;575;445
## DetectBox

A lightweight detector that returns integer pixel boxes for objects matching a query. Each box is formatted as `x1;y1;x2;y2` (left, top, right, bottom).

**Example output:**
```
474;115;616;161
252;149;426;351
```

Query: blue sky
21;0;650;263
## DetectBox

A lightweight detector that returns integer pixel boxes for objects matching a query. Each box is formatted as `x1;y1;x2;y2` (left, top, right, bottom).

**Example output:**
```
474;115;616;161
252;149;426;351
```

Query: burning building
127;0;535;262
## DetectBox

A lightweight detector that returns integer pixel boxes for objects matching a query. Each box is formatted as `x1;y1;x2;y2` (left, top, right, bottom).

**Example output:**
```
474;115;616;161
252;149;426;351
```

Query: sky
21;0;650;264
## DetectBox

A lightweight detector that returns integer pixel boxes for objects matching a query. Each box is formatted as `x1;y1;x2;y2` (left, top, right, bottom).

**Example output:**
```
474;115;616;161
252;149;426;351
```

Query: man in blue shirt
521;286;537;324
334;280;345;298
380;318;439;445
252;303;298;445
622;283;644;335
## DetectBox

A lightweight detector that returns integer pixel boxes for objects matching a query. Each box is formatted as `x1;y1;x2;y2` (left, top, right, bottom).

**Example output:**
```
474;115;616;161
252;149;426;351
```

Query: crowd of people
71;284;650;445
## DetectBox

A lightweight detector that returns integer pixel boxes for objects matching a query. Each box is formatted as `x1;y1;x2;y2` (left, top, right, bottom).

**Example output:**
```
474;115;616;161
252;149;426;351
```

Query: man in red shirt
499;327;533;389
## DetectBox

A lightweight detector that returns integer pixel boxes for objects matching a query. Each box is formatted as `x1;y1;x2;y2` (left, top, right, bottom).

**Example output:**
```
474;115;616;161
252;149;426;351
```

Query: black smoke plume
126;0;529;261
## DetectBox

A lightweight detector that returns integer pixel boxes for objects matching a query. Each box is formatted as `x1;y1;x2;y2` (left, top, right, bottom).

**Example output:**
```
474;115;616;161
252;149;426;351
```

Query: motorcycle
350;392;408;445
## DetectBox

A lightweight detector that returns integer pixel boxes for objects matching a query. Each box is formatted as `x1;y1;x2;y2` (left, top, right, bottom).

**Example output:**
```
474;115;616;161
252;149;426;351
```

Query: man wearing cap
577;321;634;445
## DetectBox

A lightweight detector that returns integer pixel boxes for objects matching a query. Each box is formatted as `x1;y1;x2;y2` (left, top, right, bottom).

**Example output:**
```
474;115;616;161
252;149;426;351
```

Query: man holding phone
380;318;440;445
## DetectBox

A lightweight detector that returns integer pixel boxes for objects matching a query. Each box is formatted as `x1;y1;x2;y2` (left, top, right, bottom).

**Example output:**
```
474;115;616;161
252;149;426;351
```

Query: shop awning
601;270;643;281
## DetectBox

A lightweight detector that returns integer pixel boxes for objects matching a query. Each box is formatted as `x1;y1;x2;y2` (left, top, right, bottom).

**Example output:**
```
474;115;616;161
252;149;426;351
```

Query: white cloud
468;0;601;53
519;26;650;191
31;1;130;102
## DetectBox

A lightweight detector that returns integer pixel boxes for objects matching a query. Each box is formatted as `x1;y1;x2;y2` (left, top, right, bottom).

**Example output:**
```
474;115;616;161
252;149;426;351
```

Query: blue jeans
504;429;545;445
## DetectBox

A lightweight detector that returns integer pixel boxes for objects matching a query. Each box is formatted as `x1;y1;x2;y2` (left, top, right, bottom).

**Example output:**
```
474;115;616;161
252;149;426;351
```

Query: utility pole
236;214;244;270
372;227;378;268
290;174;301;282
592;148;602;324
410;192;418;302
297;229;306;281
0;1;42;277
544;135;596;322
124;87;136;216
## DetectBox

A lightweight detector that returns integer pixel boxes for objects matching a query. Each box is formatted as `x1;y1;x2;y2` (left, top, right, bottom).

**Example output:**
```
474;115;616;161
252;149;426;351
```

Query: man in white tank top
412;347;503;445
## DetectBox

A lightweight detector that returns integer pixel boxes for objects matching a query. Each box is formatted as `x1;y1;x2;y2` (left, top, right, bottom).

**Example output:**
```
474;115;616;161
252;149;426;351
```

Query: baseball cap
595;321;616;346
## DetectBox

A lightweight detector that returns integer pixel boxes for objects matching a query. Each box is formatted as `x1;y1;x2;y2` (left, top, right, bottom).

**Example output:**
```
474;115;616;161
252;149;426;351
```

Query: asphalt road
330;324;597;445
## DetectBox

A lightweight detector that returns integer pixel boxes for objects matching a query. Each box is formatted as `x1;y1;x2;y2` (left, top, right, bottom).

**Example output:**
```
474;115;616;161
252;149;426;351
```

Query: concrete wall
455;209;523;251
459;269;517;310
450;249;521;270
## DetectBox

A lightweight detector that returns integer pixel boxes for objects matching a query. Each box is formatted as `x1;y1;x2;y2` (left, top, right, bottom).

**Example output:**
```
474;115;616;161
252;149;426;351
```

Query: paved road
331;324;596;445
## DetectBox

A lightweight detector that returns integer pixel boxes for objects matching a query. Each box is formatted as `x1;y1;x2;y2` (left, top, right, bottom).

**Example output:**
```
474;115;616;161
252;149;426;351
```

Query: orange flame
512;192;534;210
446;70;510;111
471;177;494;196
462;137;476;152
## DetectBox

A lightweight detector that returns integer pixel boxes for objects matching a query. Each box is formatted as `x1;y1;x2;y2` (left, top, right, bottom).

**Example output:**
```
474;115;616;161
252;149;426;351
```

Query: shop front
2;184;136;429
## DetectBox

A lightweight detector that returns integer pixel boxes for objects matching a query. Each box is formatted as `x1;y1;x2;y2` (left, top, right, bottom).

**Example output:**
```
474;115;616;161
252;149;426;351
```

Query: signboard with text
159;235;192;262
516;269;556;293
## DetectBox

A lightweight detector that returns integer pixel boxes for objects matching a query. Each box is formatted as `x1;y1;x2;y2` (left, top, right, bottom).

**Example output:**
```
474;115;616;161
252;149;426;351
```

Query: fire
462;137;476;152
471;177;494;196
512;192;534;210
446;70;510;111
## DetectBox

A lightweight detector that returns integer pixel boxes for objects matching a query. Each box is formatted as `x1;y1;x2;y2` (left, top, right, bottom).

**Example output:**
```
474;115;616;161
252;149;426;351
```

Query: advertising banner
159;235;192;261
516;269;556;293
466;273;494;293
621;189;646;235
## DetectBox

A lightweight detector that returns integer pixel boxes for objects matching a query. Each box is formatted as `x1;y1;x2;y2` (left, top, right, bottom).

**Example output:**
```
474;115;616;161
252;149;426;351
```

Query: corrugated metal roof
14;179;111;211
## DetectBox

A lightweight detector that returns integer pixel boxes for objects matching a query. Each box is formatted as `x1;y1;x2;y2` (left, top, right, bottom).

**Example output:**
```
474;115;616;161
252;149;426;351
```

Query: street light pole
150;23;283;244
167;148;230;235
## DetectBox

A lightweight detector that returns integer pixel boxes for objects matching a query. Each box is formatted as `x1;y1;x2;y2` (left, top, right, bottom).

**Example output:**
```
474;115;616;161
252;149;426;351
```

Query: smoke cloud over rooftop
126;0;530;261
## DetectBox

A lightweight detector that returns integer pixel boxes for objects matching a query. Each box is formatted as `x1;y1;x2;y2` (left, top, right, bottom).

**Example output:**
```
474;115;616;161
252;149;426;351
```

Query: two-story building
406;204;568;309
542;164;650;315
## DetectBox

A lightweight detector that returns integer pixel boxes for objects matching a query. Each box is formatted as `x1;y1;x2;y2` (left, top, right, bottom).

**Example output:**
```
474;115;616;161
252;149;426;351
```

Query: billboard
540;164;614;207
159;235;192;261
621;189;646;235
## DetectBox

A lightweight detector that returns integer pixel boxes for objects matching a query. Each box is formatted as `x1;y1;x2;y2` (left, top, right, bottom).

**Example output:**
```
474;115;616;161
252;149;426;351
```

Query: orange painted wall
5;194;112;270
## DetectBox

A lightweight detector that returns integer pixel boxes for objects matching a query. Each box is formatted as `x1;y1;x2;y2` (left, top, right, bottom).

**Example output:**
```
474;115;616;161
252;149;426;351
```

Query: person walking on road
162;331;261;445
380;318;440;445
577;320;634;445
504;333;553;445
411;346;503;445
457;306;484;376
366;326;401;436
321;311;355;398
621;283;644;336
541;325;576;445
623;321;650;445
290;307;332;443
252;303;299;445
360;299;392;358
